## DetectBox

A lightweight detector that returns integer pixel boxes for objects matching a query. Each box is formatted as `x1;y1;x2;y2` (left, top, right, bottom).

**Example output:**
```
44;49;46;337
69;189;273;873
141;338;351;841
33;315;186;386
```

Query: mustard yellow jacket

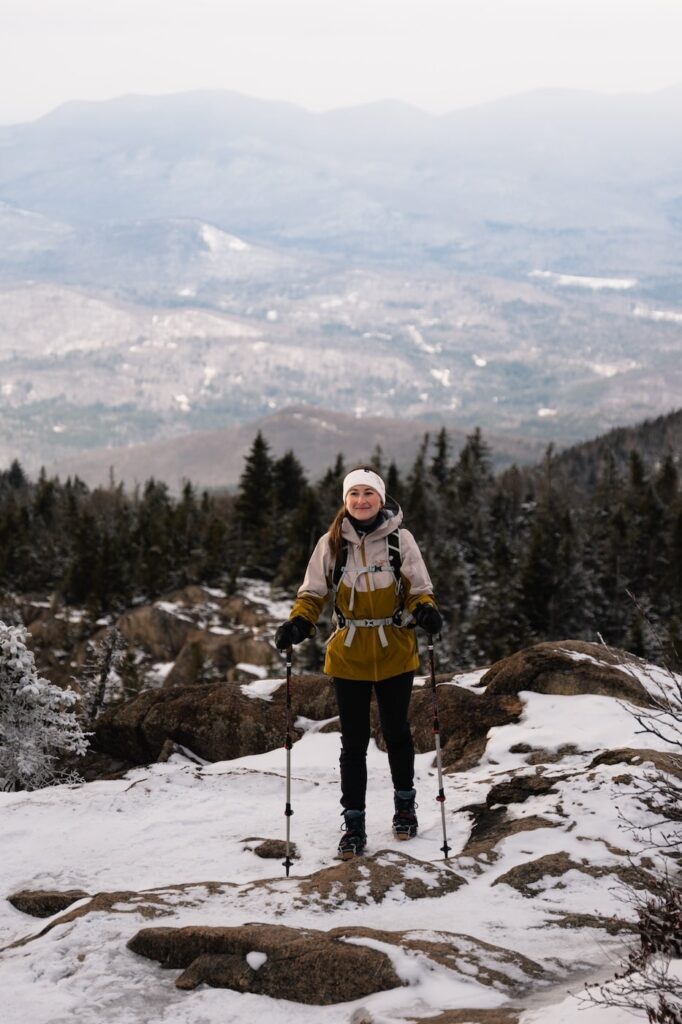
289;504;437;681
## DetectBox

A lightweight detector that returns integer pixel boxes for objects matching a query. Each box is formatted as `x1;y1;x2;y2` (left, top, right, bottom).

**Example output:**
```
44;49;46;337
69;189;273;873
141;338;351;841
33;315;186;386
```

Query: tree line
1;424;681;670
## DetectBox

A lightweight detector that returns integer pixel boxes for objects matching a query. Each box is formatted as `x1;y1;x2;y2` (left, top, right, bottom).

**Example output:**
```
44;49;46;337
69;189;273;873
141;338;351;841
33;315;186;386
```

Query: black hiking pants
333;671;415;811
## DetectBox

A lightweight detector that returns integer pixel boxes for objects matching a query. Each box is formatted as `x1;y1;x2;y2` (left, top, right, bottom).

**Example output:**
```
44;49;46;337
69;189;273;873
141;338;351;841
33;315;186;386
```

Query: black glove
414;603;443;634
274;616;312;650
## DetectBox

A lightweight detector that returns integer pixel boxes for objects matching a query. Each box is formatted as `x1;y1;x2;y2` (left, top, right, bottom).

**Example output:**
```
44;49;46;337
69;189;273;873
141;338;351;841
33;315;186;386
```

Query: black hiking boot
338;809;366;860
392;788;418;840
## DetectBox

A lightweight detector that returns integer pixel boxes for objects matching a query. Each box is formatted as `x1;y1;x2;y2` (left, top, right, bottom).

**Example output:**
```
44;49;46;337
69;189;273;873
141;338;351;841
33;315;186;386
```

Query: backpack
330;528;409;627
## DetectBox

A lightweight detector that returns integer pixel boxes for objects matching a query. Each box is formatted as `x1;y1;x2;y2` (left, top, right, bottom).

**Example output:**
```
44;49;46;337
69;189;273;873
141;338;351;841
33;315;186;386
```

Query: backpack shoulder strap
331;540;349;593
386;528;402;582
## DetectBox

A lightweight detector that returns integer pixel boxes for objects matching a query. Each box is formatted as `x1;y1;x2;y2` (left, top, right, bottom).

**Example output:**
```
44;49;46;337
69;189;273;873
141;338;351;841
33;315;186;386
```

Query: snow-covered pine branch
79;626;128;722
0;620;88;791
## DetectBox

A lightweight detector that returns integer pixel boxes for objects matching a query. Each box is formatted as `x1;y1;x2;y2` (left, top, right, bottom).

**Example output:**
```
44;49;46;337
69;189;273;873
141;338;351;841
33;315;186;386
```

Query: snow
153;600;194;622
430;368;452;387
590;359;639;377
173;393;191;412
240;677;285;701
146;661;175;685
236;662;269;680
246;951;268;970
634;303;682;325
1;652;679;1023
485;691;680;771
447;669;487;690
520;991;632;1023
406;324;441;354
529;270;637;290
238;578;295;622
200;224;249;253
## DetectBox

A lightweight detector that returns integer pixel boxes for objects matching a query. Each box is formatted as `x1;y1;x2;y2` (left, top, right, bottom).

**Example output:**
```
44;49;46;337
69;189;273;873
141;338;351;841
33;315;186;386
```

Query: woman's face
346;486;382;520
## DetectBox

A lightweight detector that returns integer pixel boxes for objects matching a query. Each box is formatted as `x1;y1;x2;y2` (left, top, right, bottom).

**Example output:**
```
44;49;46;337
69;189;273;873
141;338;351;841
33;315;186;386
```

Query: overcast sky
2;0;682;125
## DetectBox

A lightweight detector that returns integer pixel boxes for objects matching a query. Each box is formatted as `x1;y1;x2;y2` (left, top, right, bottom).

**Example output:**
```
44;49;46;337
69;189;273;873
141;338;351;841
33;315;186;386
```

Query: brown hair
328;504;348;560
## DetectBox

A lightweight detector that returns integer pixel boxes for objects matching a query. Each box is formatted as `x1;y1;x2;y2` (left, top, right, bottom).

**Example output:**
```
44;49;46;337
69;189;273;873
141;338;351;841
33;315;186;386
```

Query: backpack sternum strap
330;528;407;643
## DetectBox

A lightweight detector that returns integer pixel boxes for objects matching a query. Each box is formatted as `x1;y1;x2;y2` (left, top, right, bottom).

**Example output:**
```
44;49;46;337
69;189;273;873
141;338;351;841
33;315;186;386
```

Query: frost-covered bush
0;620;88;791
587;647;682;1023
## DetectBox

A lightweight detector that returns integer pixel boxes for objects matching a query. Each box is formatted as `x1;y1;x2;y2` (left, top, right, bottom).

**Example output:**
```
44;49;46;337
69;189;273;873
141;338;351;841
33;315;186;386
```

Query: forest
1;418;681;671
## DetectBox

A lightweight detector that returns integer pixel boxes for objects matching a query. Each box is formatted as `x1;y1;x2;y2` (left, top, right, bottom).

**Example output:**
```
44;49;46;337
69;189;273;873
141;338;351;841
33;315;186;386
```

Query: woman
275;466;442;859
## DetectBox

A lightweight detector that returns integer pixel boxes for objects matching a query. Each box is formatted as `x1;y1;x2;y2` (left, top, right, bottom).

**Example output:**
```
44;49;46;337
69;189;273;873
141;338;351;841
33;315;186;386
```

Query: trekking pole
427;635;451;860
283;645;294;876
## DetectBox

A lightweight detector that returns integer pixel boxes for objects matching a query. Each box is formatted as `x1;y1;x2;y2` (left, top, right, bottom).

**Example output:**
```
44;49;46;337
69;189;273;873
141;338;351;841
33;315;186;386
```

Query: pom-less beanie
342;468;386;504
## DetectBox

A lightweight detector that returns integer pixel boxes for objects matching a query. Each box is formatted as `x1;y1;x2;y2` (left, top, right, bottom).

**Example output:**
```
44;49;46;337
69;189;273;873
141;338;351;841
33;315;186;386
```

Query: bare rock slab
242;837;299;859
293;849;465;907
8;889;89;918
127;923;403;1003
480;640;651;706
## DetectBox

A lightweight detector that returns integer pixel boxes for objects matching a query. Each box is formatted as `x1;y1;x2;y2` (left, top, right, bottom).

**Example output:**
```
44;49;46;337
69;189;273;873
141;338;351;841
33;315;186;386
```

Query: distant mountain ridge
1;86;682;267
551;407;682;490
47;405;547;492
45;404;682;495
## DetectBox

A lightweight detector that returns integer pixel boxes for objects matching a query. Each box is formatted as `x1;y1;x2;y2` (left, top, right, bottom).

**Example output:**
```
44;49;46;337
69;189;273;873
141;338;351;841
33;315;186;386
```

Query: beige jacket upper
290;504;436;681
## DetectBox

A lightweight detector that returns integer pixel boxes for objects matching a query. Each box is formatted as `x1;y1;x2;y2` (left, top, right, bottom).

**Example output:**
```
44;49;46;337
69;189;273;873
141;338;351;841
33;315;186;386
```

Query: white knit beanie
342;468;386;504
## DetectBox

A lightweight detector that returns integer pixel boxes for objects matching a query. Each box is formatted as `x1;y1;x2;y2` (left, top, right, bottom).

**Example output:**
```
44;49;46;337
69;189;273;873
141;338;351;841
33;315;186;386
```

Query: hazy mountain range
1;86;681;474
3;86;682;263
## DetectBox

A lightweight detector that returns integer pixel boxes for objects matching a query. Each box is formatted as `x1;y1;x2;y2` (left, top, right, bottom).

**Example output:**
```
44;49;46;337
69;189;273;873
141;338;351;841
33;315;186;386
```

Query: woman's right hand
414;603;443;635
274;616;313;650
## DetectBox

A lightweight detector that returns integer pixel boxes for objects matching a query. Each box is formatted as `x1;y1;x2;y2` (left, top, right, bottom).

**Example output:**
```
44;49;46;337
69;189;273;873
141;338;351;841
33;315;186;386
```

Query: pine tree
79;627;128;721
430;427;450;488
317;453;347;523
5;459;27;490
369;444;385;476
386;461;403;504
404;435;431;527
0;620;87;790
276;486;323;588
135;479;174;595
655;453;679;506
234;432;276;577
273;450;307;513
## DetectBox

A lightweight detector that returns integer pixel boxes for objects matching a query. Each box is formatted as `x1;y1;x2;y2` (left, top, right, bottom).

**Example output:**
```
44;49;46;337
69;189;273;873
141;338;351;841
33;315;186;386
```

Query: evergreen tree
135;479;174;594
430;427;450;488
369;444;385;476
404;435;431;528
386;461;403;504
6;459;27;490
655;453;679;506
234;432;276;577
0;620;87;790
79;627;128;721
317;453;346;523
273;451;307;513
